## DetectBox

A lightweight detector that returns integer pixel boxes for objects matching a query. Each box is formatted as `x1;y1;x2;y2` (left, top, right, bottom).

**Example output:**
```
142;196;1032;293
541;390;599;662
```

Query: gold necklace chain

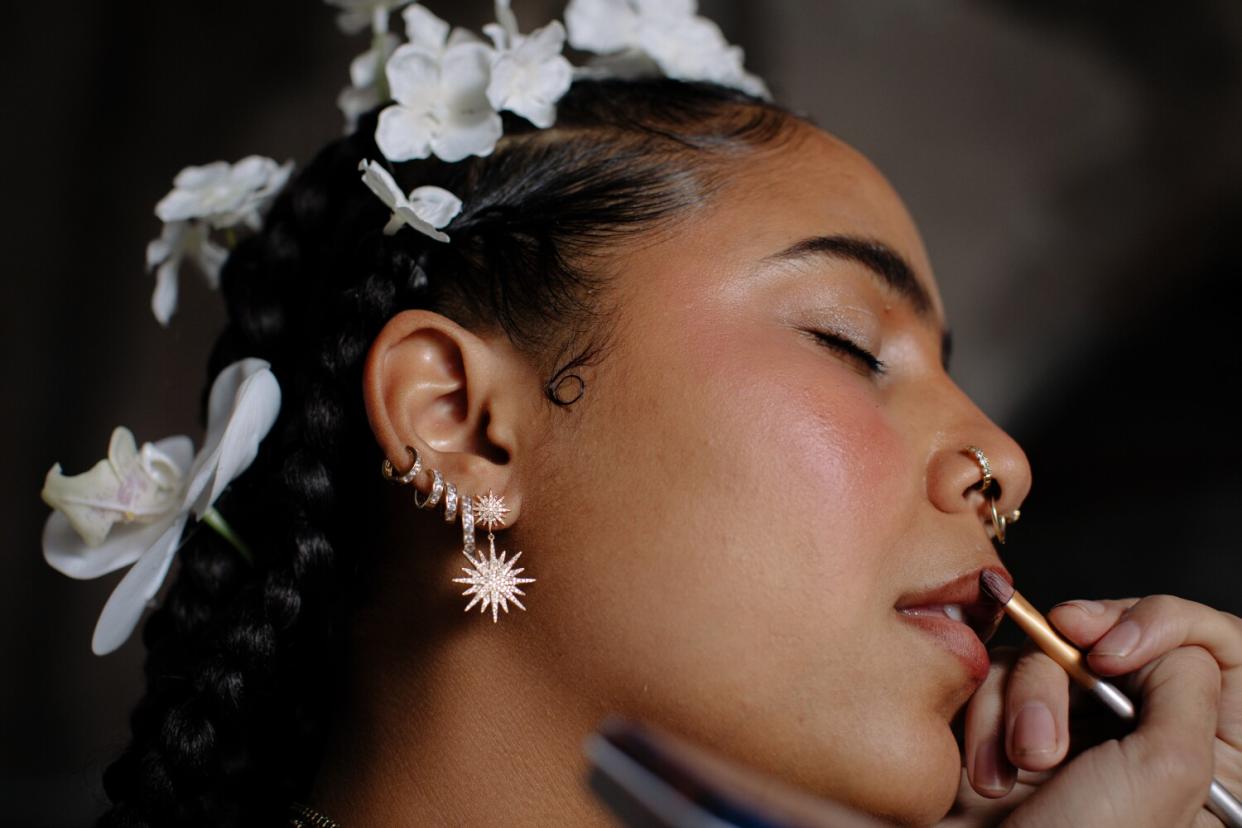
289;802;341;827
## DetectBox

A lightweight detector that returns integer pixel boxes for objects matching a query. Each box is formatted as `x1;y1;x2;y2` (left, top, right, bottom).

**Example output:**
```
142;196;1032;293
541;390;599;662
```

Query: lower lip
896;611;991;683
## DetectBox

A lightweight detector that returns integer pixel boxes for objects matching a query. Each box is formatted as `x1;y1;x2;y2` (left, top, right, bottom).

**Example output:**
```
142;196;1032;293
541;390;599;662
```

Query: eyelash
808;330;887;376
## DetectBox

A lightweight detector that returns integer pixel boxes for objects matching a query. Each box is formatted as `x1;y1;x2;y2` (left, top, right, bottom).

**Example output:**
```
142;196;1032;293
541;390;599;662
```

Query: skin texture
312;123;1038;826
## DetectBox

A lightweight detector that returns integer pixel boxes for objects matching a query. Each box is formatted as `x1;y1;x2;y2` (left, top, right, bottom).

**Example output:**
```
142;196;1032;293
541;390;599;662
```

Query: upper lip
894;566;1013;643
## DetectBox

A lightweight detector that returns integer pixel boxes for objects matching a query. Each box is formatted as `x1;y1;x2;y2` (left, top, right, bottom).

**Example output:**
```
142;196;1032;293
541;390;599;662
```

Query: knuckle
1007;650;1062;689
1140;593;1182;619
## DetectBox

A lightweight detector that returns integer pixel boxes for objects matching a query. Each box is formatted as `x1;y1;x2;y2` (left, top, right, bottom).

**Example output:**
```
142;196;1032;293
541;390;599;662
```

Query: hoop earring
451;490;535;623
380;446;422;484
414;469;445;509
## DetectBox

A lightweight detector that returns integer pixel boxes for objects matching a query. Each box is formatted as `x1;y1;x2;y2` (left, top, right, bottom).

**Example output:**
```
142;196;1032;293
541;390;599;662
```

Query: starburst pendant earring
451;490;535;623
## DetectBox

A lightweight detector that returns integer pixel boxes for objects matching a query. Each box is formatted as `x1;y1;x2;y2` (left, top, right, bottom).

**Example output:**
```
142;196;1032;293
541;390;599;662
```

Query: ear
363;309;540;523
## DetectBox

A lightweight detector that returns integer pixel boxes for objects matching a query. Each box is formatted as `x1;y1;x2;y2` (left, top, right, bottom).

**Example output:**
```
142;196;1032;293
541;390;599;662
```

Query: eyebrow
761;234;953;370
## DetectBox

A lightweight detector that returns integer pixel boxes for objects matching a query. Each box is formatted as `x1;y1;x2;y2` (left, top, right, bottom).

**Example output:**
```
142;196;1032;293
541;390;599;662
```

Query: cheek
534;305;958;822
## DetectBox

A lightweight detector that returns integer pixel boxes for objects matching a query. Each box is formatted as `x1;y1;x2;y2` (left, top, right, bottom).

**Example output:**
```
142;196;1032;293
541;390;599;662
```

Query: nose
926;396;1032;535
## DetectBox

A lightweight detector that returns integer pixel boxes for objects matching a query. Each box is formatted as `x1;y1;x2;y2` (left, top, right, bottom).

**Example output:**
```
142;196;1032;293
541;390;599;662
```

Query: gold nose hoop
965;445;1020;543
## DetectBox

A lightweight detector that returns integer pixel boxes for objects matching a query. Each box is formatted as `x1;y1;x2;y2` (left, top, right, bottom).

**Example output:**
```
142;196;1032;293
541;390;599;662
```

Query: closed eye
806;330;887;376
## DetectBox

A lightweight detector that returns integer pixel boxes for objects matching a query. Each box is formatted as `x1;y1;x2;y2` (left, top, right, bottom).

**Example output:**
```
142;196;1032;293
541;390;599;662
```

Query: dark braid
98;78;794;827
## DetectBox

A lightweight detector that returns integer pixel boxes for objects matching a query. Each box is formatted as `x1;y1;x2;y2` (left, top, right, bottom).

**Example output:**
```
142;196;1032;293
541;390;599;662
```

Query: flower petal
44;510;175;580
402;4;450;53
564;0;638;55
392;205;451;242
90;514;187;655
357;158;405;210
406;185;462;228
434;42;503;161
431;109;503;162
193;236;228;290
376;104;437;162
184;359;281;517
151;256;180;326
494;0;520;40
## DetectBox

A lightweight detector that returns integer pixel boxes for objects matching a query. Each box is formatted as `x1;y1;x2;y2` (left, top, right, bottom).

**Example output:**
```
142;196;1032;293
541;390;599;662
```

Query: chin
850;718;963;826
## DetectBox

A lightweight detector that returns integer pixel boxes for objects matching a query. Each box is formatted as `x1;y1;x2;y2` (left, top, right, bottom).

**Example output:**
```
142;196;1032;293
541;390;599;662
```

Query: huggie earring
380;446;422;484
444;481;459;522
451;489;535;623
414;469;445;509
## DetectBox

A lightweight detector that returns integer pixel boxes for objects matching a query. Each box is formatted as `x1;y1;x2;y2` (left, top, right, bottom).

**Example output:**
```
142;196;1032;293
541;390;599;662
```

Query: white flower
375;5;503;162
146;219;228;327
325;0;414;35
564;0;769;99
155;156;295;232
41;358;281;655
358;159;461;242
483;0;573;128
338;32;401;131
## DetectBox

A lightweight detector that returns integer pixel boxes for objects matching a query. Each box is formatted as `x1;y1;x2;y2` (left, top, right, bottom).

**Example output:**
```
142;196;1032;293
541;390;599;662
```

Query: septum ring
965;445;994;494
965;445;1020;544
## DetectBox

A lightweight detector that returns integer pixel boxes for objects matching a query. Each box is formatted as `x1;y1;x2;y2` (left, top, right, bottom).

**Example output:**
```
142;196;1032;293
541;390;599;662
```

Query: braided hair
97;77;794;827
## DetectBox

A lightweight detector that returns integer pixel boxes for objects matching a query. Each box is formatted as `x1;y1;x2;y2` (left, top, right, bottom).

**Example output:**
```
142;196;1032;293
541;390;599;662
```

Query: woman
42;5;1240;827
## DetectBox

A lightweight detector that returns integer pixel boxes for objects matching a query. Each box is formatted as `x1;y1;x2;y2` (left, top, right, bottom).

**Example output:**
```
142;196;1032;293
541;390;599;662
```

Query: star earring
452;490;535;623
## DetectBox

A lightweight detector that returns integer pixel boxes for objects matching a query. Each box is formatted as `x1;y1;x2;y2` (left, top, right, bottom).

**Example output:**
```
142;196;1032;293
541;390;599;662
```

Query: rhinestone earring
451;490;535;623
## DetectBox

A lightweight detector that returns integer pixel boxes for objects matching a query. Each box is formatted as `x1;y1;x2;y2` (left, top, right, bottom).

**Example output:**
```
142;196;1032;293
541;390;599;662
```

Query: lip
894;567;1012;683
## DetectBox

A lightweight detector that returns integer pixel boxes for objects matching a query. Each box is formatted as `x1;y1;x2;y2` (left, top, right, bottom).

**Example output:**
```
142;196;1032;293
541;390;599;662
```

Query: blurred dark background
2;1;1239;824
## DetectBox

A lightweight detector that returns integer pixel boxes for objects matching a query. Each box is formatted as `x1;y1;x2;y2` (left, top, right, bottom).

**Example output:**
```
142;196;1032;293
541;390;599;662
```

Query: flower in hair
146;220;228;326
155;156;294;231
375;5;504;162
483;0;574;129
146;156;293;325
564;0;769;99
358;159;462;241
41;358;281;655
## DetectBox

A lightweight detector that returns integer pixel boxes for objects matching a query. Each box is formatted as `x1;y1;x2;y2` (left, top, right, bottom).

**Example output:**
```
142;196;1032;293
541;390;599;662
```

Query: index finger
1047;595;1242;676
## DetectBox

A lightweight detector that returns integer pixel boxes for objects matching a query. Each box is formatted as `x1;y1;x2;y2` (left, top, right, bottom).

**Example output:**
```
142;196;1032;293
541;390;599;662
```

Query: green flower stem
373;29;390;104
224;227;238;248
202;506;253;565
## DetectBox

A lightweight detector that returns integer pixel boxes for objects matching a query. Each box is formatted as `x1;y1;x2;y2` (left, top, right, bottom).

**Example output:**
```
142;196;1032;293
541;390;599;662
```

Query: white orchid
326;0;414;35
41;358;281;655
375;5;503;162
483;0;573;129
358;159;462;242
146;156;293;325
154;156;294;232
146;220;228;327
338;32;401;131
564;0;769;99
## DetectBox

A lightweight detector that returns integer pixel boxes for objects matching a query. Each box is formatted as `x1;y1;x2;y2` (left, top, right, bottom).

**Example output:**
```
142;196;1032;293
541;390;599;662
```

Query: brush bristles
980;569;1014;604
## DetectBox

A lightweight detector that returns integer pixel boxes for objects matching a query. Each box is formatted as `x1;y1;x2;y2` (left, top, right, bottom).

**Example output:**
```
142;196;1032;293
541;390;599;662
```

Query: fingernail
1052;599;1106;616
1012;703;1057;756
1092;620;1141;658
972;739;1008;793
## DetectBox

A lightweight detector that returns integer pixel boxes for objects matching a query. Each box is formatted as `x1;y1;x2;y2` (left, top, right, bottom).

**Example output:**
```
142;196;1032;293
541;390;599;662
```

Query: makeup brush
980;570;1242;827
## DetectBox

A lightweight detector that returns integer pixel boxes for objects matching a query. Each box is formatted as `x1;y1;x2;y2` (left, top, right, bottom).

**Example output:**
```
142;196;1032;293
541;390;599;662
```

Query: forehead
696;123;945;325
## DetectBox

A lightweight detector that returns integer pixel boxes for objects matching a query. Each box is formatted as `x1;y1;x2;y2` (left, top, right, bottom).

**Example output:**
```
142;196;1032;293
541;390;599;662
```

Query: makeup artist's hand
951;595;1242;827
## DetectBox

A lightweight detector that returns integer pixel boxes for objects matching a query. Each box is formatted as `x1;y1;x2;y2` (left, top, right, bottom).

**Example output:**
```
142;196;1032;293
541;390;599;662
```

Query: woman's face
521;123;1032;825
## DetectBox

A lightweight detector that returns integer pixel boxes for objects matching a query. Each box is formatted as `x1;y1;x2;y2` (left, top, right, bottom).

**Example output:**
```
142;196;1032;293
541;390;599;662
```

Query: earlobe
362;309;532;520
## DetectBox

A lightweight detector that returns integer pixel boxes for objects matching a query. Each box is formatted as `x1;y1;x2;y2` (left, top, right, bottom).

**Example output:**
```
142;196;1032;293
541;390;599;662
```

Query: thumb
1004;645;1220;828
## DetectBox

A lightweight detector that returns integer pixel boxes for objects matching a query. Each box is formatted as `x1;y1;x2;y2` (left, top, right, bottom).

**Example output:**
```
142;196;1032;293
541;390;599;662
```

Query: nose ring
965;446;1020;544
965;445;995;493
